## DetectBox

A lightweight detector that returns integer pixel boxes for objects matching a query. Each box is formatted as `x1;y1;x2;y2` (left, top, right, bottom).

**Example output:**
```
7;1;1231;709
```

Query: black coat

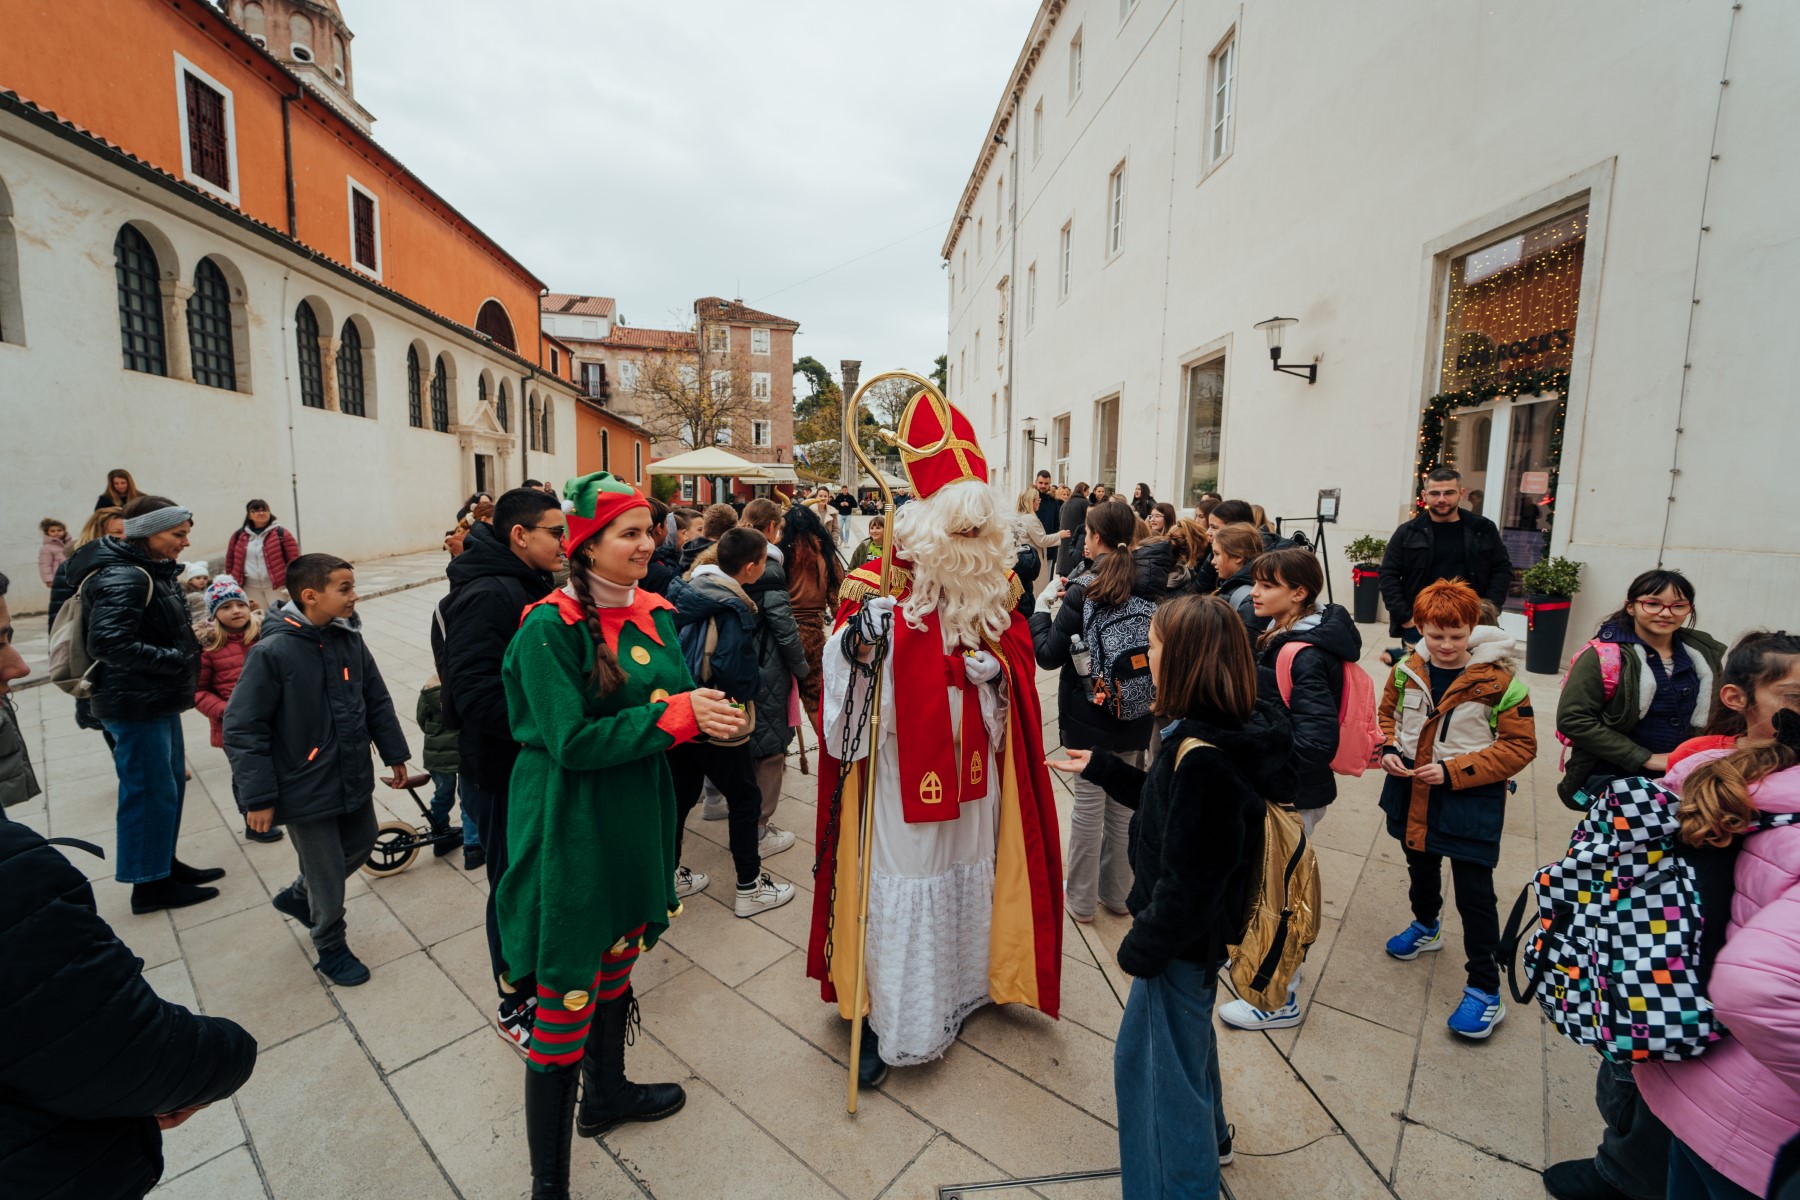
1054;496;1089;576
1029;567;1156;753
1082;702;1290;978
1376;511;1514;636
222;606;409;822
440;522;554;797
1256;603;1362;810
74;539;200;724
642;542;683;597
743;557;810;760
1036;492;1063;538
1214;563;1263;632
0;822;257;1199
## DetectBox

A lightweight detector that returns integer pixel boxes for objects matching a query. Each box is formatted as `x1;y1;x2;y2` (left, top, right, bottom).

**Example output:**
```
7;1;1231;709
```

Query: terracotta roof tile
694;296;799;328
541;293;618;318
603;326;698;351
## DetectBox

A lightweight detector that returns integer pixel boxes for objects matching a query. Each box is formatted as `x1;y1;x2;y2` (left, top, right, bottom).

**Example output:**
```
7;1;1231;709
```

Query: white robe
822;619;1009;1066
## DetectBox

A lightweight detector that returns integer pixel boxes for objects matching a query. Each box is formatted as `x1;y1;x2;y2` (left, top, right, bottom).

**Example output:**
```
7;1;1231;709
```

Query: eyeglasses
531;524;567;539
1634;600;1692;616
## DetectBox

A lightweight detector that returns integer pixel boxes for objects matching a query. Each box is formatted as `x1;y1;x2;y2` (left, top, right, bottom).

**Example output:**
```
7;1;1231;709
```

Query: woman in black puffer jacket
72;496;220;915
740;499;810;853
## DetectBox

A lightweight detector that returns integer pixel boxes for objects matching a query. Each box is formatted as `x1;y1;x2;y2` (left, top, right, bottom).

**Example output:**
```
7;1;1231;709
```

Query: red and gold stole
891;609;990;823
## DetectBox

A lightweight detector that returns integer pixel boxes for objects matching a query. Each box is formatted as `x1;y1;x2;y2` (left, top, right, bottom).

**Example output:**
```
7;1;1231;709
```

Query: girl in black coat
74;497;221;916
1049;594;1288;1200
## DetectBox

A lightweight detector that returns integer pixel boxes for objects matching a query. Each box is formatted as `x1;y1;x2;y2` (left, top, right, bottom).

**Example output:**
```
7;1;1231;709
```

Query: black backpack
1083;594;1156;721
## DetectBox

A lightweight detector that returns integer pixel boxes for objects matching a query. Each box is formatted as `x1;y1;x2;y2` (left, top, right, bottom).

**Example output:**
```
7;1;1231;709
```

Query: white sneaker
758;824;797;858
674;865;709;898
734;872;796;918
1218;990;1303;1031
700;781;728;821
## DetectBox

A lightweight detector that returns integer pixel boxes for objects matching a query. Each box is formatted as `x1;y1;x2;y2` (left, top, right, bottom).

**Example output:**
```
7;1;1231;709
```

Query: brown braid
566;552;629;696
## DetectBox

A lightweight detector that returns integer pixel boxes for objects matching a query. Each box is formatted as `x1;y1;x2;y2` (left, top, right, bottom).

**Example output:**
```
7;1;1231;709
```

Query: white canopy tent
642;447;766;477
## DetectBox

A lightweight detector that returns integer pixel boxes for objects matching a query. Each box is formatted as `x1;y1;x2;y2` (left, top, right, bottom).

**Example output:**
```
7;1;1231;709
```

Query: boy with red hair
1377;578;1536;1039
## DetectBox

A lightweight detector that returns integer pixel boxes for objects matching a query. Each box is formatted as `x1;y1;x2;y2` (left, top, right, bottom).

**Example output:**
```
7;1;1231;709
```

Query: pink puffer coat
1637;752;1800;1194
194;634;250;749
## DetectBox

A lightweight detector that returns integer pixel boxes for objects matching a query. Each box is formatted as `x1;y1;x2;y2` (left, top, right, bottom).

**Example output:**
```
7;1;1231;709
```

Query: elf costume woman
499;471;748;1199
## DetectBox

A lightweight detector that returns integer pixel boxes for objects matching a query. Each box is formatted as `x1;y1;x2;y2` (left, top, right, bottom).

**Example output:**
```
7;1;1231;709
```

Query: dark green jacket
0;696;40;811
416;683;459;775
1554;626;1726;806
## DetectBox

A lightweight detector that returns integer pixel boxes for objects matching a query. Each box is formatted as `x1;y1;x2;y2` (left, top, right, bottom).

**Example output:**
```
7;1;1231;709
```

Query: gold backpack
1175;738;1321;1010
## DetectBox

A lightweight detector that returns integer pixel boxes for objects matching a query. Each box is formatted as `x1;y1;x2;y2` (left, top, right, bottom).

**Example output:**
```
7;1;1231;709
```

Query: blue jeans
101;713;186;884
1116;958;1229;1200
1668;1136;1758;1200
427;773;480;847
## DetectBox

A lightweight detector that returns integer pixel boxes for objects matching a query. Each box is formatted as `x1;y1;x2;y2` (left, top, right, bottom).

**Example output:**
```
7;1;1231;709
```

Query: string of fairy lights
1416;212;1586;534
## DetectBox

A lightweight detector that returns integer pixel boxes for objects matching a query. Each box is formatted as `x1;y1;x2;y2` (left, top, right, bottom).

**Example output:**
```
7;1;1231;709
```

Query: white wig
891;479;1014;648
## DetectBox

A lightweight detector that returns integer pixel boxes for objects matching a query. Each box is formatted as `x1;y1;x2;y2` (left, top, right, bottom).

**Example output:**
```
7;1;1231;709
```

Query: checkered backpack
1500;777;1722;1063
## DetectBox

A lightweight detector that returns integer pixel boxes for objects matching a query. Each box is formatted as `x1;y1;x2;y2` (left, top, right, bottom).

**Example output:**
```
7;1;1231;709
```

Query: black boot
575;989;685;1138
130;877;220;915
168;858;226;884
524;1064;579;1200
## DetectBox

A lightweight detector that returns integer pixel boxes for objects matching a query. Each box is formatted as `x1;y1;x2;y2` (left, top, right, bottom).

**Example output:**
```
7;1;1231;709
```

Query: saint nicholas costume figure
805;391;1064;1080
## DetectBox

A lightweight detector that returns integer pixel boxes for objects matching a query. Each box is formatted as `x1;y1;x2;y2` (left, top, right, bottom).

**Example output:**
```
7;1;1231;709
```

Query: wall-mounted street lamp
1020;416;1048;446
1253;316;1318;385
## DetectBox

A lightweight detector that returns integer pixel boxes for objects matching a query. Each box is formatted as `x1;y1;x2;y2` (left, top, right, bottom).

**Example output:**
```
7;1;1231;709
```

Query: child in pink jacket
193;576;277;845
1638;713;1800;1198
37;518;68;586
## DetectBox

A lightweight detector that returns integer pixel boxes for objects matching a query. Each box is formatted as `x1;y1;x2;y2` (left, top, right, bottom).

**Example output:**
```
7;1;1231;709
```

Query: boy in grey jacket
223;554;410;986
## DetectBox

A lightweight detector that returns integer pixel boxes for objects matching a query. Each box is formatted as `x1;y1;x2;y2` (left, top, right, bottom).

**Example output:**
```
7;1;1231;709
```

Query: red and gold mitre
897;389;988;500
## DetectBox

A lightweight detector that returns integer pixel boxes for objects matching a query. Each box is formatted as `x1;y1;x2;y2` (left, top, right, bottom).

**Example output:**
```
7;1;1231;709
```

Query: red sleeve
655;692;700;744
1668;734;1737;771
193;653;226;720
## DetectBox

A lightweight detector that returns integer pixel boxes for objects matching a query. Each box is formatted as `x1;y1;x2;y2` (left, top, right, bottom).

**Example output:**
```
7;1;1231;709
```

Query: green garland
1415;367;1570;532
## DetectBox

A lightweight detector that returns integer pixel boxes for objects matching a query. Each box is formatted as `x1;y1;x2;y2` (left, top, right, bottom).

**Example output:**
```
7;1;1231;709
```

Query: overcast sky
347;1;1037;389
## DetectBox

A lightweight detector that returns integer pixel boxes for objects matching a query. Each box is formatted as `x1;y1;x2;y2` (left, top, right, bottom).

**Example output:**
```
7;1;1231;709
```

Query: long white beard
892;480;1014;649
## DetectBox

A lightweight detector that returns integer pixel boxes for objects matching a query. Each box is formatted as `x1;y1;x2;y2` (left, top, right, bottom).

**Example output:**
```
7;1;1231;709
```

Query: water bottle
1069;634;1092;677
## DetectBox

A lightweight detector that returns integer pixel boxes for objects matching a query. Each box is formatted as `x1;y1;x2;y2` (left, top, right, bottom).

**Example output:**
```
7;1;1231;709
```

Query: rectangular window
681;477;695;501
1208;33;1237;167
751;328;771;355
550;347;559;374
974;329;982;375
1095;395;1120;490
1183;358;1224;504
1026;263;1037;329
174;55;238;203
977;217;985;258
619;360;640;390
581;361;605;398
1069;29;1083;99
752;419;772;448
751;371;771;402
710;369;731;399
996;175;1004;238
947;362;955;397
1108;163;1126;255
347;179;380;276
1053;414;1072;485
634;441;643;481
1059;223;1073;298
706;325;729;353
715;425;733;446
679;364;699;389
1032;99;1043;162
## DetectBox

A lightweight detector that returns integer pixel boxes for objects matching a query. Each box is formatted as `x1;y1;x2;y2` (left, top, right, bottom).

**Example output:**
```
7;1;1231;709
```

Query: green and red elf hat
561;471;650;558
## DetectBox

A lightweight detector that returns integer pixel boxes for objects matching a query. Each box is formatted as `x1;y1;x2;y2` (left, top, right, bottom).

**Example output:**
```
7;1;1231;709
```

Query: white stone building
944;0;1799;638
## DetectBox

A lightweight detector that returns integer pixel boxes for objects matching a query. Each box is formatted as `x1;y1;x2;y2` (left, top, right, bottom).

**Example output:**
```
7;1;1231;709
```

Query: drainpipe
278;268;303;544
1003;90;1021;489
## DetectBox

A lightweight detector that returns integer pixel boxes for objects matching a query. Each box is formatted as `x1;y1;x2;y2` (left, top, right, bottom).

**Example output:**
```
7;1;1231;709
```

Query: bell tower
224;0;375;133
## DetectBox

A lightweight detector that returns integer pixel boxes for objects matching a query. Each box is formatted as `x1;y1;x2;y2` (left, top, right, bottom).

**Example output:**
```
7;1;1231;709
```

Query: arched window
114;225;166;375
407;346;422;427
294;300;323;408
496;381;510;431
337;319;366;417
242;2;266;43
430;355;450;431
187;257;236;390
542;397;555;452
478;374;488;411
475;300;516;351
289;12;313;61
528;394;540;450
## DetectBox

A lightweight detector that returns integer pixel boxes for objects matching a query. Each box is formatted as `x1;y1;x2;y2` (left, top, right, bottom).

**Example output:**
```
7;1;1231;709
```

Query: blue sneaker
1447;987;1505;1039
1385;919;1442;960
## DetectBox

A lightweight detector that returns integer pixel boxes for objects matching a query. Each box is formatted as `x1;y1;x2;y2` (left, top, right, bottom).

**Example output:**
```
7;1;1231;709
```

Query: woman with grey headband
71;494;222;914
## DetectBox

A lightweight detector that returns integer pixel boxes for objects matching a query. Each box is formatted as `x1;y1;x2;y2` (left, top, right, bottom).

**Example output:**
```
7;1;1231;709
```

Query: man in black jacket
1377;468;1515;648
1034;470;1062;540
438;488;560;1048
0;821;257;1199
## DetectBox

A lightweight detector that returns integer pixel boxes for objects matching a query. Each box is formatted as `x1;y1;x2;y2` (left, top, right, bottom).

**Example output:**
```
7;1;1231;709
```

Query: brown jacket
1378;629;1536;855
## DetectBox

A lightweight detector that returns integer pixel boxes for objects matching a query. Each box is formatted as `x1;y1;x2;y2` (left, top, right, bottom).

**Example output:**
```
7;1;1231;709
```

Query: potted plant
1343;536;1387;625
1521;555;1583;674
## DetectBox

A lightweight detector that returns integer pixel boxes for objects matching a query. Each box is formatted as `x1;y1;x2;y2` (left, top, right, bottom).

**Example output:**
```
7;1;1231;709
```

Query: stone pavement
4;576;1601;1199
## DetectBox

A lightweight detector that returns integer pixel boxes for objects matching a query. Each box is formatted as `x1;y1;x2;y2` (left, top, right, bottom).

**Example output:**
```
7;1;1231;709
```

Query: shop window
1095;394;1120;491
187;257;236;390
337;319;368;417
115;225;166;376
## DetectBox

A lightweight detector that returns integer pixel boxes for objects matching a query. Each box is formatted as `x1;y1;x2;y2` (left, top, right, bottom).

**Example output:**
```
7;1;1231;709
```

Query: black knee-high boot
524;1064;579;1199
575;988;686;1138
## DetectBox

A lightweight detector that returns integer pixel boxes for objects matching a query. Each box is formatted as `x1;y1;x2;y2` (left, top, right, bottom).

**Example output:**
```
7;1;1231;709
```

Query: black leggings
1403;847;1500;993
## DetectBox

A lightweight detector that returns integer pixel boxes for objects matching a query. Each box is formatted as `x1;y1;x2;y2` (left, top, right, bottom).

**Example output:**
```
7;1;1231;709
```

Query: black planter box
1351;565;1381;625
1525;593;1574;674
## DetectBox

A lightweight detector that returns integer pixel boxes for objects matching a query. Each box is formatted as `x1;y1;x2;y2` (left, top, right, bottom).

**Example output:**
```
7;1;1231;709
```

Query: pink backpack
1553;641;1623;768
1275;643;1383;777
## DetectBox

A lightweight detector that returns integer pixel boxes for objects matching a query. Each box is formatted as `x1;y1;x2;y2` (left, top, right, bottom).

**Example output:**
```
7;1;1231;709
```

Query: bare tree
630;353;758;453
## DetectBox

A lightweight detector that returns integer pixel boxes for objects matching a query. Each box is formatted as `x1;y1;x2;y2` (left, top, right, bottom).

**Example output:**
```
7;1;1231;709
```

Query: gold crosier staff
840;371;953;1115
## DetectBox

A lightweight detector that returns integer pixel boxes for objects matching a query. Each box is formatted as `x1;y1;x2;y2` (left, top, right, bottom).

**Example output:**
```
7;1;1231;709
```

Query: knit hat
181;560;212;582
562;471;650;557
204;573;248;618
